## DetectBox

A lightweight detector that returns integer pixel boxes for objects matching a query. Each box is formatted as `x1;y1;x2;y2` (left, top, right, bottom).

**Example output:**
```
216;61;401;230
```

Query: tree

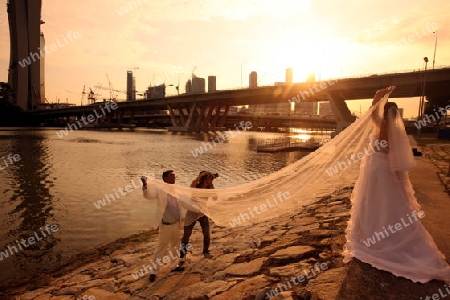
423;95;450;131
0;82;27;126
0;82;9;99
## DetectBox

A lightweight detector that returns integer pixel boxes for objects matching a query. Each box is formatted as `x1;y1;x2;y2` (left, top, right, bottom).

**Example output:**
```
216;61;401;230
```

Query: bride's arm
371;88;390;125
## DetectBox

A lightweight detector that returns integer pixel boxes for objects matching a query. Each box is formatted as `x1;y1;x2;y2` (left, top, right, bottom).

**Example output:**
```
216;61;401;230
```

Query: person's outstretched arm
371;88;390;124
141;175;157;199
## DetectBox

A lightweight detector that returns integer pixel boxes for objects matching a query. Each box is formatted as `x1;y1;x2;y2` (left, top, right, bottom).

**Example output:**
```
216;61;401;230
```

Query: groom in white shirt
142;170;186;282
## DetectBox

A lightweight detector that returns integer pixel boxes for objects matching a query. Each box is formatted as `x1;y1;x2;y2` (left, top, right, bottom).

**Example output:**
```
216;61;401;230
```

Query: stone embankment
420;144;450;194
4;187;354;300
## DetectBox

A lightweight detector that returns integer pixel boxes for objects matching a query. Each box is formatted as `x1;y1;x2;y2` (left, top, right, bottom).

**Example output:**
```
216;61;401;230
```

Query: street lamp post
417;57;429;139
421;57;429;118
432;31;438;69
177;71;184;95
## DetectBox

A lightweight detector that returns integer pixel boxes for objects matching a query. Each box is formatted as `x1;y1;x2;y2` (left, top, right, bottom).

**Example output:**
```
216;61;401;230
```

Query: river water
0;126;328;285
0;128;324;284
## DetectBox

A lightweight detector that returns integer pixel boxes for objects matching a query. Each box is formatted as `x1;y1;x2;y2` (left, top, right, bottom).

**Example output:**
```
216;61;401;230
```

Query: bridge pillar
326;92;355;133
217;106;230;127
167;104;180;127
167;102;229;132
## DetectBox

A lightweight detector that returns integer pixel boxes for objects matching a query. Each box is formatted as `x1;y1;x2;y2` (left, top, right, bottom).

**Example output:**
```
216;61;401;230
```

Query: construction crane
66;85;101;105
191;66;197;79
106;74;117;101
94;85;125;94
66;85;87;106
87;85;102;104
93;85;143;100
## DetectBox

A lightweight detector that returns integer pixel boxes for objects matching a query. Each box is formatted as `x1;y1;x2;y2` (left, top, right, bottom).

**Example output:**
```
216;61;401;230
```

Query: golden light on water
290;128;308;133
290;133;311;140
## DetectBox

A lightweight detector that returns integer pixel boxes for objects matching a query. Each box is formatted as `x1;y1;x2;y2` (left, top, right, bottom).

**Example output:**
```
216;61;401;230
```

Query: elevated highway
28;67;450;132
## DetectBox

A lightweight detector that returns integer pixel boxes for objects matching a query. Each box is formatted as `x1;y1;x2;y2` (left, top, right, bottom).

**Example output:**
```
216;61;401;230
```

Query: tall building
286;68;293;84
192;76;205;93
187;75;205;93
208;76;216;93
249;71;257;88
307;72;316;83
247;72;258;113
126;71;136;101
7;0;43;110
295;102;318;115
39;32;45;103
145;84;166;99
293;71;318;115
185;79;192;93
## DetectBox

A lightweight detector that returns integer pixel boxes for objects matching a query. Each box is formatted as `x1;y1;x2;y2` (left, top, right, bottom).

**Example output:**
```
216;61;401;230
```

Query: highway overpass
28;67;450;132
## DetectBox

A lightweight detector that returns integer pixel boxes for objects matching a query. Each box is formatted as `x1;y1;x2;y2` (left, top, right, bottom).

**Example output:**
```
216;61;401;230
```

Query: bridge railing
319;65;450;82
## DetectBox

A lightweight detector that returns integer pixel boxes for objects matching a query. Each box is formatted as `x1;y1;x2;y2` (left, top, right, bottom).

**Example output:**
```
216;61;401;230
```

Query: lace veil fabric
145;87;397;228
387;106;416;173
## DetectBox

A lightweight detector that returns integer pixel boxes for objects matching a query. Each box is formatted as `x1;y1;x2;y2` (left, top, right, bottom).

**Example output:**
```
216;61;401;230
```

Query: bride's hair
384;102;398;121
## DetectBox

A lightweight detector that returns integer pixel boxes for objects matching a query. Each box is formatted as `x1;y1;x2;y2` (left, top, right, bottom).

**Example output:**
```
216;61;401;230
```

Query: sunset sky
0;0;449;118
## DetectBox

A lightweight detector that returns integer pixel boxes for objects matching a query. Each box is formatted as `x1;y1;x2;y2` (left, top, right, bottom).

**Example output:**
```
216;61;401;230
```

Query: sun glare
290;133;312;140
261;31;357;83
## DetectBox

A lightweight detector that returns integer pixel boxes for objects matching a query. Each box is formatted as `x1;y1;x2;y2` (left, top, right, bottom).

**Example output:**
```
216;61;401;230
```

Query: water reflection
1;132;59;284
0;128;320;285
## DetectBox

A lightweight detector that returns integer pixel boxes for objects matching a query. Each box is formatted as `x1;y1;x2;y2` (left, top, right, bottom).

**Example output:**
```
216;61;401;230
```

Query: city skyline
0;0;449;117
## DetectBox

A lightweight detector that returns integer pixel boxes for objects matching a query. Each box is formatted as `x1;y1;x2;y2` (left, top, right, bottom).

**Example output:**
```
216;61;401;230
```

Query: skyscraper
126;71;136;101
40;31;45;103
286;68;293;84
7;0;43;110
249;71;257;88
207;76;216;93
191;76;205;93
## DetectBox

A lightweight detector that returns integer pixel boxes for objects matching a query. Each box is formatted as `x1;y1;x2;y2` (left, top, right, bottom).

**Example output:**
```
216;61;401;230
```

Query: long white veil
145;87;396;228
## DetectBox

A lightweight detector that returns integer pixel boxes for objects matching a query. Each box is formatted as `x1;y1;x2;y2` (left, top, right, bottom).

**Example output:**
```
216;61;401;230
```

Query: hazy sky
0;0;449;117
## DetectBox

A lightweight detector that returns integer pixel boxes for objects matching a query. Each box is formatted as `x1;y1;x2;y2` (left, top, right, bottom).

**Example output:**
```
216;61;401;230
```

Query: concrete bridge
28;67;450;132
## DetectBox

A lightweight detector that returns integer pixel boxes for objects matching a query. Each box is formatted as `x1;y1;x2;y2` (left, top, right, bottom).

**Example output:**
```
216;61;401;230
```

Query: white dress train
343;150;450;283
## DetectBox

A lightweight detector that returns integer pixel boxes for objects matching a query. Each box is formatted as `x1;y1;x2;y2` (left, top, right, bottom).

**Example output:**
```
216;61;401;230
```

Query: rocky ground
420;144;450;194
1;143;449;300
1;187;354;300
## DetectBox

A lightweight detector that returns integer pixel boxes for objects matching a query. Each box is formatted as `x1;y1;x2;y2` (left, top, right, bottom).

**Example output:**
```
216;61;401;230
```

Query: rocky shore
2;143;449;300
2;187;353;300
420;144;450;194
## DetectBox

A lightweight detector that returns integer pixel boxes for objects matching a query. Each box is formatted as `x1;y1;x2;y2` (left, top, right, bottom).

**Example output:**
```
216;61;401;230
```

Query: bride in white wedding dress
342;87;450;284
